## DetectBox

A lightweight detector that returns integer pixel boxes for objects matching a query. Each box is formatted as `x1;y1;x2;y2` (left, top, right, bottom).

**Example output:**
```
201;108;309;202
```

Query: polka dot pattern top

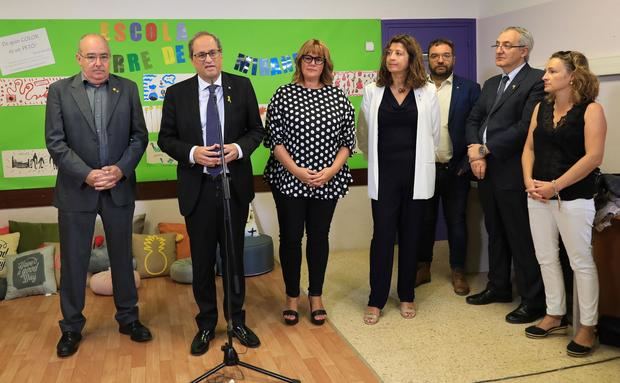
264;83;356;200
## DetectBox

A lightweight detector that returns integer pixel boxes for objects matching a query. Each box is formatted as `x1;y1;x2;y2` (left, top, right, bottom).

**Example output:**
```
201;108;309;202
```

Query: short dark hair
427;38;455;55
188;31;222;57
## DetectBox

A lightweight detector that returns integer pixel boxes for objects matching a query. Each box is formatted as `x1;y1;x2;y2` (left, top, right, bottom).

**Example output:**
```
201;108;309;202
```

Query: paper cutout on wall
143;105;162;132
0;28;55;76
333;71;377;96
0;77;65;106
258;104;268;127
146;141;177;165
143;73;193;101
2;149;57;177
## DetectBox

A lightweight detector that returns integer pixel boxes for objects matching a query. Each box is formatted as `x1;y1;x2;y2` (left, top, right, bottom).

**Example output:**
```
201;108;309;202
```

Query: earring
569;81;573;85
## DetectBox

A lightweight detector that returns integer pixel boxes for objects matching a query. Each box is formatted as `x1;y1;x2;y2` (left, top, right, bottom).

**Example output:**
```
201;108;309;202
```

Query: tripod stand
191;86;299;383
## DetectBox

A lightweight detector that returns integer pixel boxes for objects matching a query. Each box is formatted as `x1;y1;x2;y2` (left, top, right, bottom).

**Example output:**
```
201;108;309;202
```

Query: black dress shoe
506;304;545;324
191;328;215;356
57;331;82;358
525;316;569;338
466;288;512;305
232;324;261;348
119;320;153;342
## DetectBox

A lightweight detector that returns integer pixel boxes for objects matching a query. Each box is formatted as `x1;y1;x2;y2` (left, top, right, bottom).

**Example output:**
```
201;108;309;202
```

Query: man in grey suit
45;34;151;358
465;26;545;324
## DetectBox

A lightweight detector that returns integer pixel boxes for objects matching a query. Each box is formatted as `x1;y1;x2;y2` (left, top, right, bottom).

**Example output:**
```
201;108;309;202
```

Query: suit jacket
45;73;148;211
357;82;440;200
446;75;481;174
158;72;265;216
466;63;544;190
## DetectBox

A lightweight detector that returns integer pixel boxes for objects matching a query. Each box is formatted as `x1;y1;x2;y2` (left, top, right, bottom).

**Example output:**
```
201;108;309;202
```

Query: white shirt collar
197;73;222;91
504;62;526;81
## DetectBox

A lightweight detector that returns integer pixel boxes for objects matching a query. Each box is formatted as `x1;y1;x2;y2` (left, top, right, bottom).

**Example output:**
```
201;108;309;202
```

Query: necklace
393;85;407;93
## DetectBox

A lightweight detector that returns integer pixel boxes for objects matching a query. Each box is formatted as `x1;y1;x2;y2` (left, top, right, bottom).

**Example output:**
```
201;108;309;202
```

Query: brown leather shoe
451;269;470;296
416;262;431;287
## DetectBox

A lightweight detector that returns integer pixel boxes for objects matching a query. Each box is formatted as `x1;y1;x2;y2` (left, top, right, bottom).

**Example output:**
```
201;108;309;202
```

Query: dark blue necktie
481;75;510;141
206;84;222;176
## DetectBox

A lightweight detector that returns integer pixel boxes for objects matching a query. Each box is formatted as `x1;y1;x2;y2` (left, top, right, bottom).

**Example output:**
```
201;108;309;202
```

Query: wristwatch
479;144;488;157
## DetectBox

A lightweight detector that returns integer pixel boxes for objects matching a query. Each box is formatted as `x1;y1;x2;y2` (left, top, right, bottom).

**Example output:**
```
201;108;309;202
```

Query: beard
430;65;453;81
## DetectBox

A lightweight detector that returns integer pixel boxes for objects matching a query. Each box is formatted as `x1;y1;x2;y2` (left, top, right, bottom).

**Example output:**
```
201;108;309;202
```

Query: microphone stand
191;85;299;383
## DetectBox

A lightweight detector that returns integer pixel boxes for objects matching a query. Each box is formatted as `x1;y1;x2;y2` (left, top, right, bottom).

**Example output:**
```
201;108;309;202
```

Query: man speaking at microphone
158;31;265;356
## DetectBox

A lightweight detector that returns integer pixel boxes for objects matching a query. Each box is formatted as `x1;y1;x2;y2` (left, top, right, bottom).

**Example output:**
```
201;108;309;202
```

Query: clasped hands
86;165;123;191
294;166;336;188
525;179;556;202
193;144;239;168
467;143;486;180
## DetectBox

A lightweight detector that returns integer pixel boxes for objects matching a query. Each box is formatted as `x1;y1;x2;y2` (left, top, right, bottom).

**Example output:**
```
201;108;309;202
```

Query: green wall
0;19;380;191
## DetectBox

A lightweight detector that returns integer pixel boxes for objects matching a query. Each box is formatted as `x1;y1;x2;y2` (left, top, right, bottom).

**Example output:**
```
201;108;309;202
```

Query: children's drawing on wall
259;104;268;127
2;149;57;177
143;105;162;133
333;71;377;97
0;77;64;106
143;73;193;101
146;141;177;165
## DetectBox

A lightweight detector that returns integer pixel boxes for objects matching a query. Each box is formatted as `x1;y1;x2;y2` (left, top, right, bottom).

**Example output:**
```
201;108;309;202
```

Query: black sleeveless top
532;100;596;200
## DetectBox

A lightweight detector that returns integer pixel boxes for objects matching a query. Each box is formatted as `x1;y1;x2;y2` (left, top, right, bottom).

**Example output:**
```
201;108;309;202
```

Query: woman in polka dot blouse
264;39;356;326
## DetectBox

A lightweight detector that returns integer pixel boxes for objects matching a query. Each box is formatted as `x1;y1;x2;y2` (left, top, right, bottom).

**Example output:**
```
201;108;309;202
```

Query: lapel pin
227;95;232;103
112;87;119;93
512;85;516;90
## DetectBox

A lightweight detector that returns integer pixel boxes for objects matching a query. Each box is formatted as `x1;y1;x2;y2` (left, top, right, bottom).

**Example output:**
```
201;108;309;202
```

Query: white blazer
356;82;440;200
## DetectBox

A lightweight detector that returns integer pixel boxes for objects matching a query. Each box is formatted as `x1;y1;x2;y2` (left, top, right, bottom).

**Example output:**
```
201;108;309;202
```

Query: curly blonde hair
546;50;599;104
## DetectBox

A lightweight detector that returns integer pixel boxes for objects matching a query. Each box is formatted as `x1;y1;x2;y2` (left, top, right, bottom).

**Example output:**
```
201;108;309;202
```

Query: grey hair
502;26;534;62
188;31;222;57
77;33;110;53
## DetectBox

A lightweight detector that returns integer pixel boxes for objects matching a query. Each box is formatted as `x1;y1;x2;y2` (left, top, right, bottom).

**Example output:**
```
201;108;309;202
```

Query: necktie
481;75;510;142
493;75;510;108
206;84;223;176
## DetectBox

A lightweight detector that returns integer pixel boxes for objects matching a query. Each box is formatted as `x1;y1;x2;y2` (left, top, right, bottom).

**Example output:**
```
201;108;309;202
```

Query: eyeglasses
491;43;526;50
301;55;325;65
193;50;222;62
78;52;110;63
428;53;453;60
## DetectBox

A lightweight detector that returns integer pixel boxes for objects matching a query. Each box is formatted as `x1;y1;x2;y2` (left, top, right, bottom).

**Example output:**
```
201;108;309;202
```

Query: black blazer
158;72;265;216
447;74;481;174
45;74;147;211
466;63;544;190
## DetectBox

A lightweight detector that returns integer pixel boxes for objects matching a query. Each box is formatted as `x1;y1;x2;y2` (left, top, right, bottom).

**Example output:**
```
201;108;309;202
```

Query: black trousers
478;180;545;308
185;175;248;330
58;191;138;333
419;163;470;269
368;164;425;309
272;188;338;298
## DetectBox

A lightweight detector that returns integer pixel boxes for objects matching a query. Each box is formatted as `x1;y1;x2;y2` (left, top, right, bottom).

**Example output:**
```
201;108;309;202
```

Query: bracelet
551;179;562;208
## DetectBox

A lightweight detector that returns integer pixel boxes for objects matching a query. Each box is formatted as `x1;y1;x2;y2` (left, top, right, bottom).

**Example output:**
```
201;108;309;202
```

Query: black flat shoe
567;340;593;357
525;316;568;338
57;331;82;358
282;310;299;326
232;324;260;348
119;320;153;342
466;288;512;305
191;328;215;356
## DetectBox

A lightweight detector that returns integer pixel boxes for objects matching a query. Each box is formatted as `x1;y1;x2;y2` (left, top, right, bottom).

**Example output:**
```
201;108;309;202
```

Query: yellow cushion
0;232;21;278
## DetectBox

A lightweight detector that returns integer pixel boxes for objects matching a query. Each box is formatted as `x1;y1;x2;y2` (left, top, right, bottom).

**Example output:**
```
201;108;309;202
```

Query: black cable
474;356;620;382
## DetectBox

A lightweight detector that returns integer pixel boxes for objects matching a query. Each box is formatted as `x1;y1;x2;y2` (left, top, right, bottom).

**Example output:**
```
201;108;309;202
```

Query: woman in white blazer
357;34;440;325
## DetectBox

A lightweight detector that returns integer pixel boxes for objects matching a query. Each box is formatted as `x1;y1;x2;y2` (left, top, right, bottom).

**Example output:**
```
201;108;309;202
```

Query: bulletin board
0;19;381;191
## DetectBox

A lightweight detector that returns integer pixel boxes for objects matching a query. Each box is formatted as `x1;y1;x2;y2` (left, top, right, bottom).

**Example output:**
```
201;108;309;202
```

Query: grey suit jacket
45;73;148;211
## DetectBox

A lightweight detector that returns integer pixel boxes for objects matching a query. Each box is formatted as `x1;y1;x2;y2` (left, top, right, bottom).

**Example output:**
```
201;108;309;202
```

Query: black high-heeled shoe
282;310;299;326
308;296;327;326
525;316;568;339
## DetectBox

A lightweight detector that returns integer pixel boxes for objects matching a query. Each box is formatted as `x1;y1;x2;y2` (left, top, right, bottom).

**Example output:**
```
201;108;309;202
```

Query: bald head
76;33;110;85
